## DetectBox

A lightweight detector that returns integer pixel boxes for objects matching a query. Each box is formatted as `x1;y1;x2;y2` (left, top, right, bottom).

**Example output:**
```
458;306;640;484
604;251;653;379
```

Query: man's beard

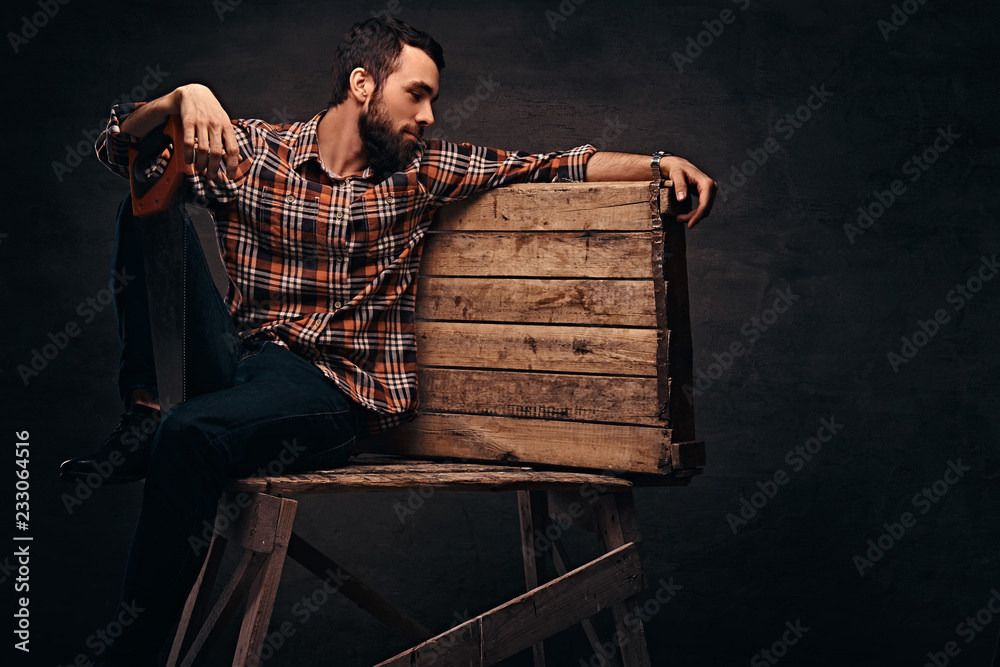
358;93;421;178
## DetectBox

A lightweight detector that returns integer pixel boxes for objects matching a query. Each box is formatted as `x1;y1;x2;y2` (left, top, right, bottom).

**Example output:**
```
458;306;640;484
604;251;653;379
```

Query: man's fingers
670;168;717;228
672;169;688;201
194;122;211;174
223;123;240;174
182;122;197;166
207;124;226;180
686;177;717;228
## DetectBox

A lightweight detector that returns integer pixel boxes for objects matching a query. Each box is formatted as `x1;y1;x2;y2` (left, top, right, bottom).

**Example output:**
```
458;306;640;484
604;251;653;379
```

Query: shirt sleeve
417;139;597;206
95;101;254;207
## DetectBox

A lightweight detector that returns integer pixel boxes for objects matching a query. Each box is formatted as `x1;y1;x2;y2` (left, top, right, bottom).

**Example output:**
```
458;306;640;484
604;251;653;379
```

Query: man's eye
411;92;421;101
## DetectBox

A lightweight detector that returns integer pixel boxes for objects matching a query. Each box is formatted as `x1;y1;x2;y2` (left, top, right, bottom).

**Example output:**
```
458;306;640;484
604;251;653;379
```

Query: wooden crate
359;181;702;476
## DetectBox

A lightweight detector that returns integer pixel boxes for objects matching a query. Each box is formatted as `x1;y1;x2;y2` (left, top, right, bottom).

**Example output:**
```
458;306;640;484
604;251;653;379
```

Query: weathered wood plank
177;550;268;667
234;496;298;666
518;490;549;666
415;276;656;327
549;538;622;667
415;322;658;376
417;368;661;426
421;232;653;278
668;440;706;469
228;468;633;494
320;460;537;474
432;181;670;232
220;491;283;553
594;496;651;667
366;413;671;475
167;531;228;667
375;542;646;666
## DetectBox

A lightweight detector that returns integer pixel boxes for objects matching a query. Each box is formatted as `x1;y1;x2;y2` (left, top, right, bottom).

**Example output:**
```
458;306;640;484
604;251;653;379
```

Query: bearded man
59;15;716;665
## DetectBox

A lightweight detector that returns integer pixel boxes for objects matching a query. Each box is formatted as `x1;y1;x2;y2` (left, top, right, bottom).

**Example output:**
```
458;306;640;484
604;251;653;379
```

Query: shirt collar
287;108;374;179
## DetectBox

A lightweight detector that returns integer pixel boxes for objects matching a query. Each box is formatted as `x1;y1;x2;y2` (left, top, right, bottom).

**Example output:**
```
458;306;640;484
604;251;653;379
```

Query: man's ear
348;67;375;104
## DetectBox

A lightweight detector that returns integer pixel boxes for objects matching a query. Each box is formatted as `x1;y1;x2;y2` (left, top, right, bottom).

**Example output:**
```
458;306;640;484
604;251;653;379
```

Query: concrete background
3;0;998;665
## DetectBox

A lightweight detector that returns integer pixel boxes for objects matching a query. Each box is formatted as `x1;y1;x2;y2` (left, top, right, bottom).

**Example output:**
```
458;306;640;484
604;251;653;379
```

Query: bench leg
167;530;229;666
518;490;548;667
232;495;297;666
165;492;298;667
593;493;651;667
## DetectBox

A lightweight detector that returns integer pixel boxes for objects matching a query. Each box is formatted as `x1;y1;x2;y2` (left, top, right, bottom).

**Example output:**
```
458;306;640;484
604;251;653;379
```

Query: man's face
358;44;439;175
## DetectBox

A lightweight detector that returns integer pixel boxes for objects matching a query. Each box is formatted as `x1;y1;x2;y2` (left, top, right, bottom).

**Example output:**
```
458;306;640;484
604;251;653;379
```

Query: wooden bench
160;179;704;667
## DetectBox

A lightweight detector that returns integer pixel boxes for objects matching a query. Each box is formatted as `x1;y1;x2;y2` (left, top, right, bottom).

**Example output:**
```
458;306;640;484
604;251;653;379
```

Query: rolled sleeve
419;139;597;206
95;102;147;178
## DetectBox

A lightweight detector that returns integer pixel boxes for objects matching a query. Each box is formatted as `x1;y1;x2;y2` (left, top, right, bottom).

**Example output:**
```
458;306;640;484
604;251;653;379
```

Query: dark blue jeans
105;194;365;665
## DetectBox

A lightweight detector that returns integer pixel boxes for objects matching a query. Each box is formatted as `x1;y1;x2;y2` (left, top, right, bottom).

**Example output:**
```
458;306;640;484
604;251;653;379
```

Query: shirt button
385;195;394;204
334;301;343;309
335;211;343;220
285;195;295;203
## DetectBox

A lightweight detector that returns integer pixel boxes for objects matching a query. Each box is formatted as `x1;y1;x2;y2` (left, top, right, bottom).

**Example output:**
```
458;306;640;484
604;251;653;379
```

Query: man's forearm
584;151;657;182
119;89;181;139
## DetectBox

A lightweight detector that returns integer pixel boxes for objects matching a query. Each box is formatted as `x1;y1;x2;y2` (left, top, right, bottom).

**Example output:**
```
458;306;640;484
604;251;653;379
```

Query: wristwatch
651;150;673;181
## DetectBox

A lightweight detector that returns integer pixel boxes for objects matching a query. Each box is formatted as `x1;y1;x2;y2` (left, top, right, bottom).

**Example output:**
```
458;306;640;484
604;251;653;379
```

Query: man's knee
147;406;214;472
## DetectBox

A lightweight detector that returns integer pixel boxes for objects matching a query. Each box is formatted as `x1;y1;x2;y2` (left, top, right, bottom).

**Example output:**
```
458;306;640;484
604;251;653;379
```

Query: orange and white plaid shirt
97;104;596;435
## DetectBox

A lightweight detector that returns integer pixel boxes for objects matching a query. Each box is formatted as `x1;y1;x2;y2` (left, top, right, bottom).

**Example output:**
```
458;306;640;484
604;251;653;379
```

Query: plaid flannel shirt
96;104;596;435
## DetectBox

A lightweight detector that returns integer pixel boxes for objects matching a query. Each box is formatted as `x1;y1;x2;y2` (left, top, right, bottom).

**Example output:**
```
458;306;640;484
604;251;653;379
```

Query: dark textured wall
4;0;998;665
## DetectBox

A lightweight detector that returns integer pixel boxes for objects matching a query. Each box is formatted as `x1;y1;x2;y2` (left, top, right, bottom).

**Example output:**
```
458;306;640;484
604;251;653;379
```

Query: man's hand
175;84;240;179
119;83;240;180
585;151;718;228
659;155;717;229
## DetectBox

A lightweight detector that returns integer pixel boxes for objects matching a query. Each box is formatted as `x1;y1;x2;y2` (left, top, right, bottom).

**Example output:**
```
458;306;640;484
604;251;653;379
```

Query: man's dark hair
328;17;445;107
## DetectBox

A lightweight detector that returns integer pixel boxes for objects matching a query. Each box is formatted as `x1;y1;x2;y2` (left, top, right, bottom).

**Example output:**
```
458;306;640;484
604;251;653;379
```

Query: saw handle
127;115;185;217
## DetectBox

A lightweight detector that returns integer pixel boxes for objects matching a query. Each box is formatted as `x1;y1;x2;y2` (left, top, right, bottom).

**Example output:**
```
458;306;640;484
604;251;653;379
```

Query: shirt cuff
95;101;147;176
558;143;598;182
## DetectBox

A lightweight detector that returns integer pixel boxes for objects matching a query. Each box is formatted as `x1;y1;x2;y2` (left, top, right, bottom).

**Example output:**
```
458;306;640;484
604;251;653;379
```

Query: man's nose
416;101;434;127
